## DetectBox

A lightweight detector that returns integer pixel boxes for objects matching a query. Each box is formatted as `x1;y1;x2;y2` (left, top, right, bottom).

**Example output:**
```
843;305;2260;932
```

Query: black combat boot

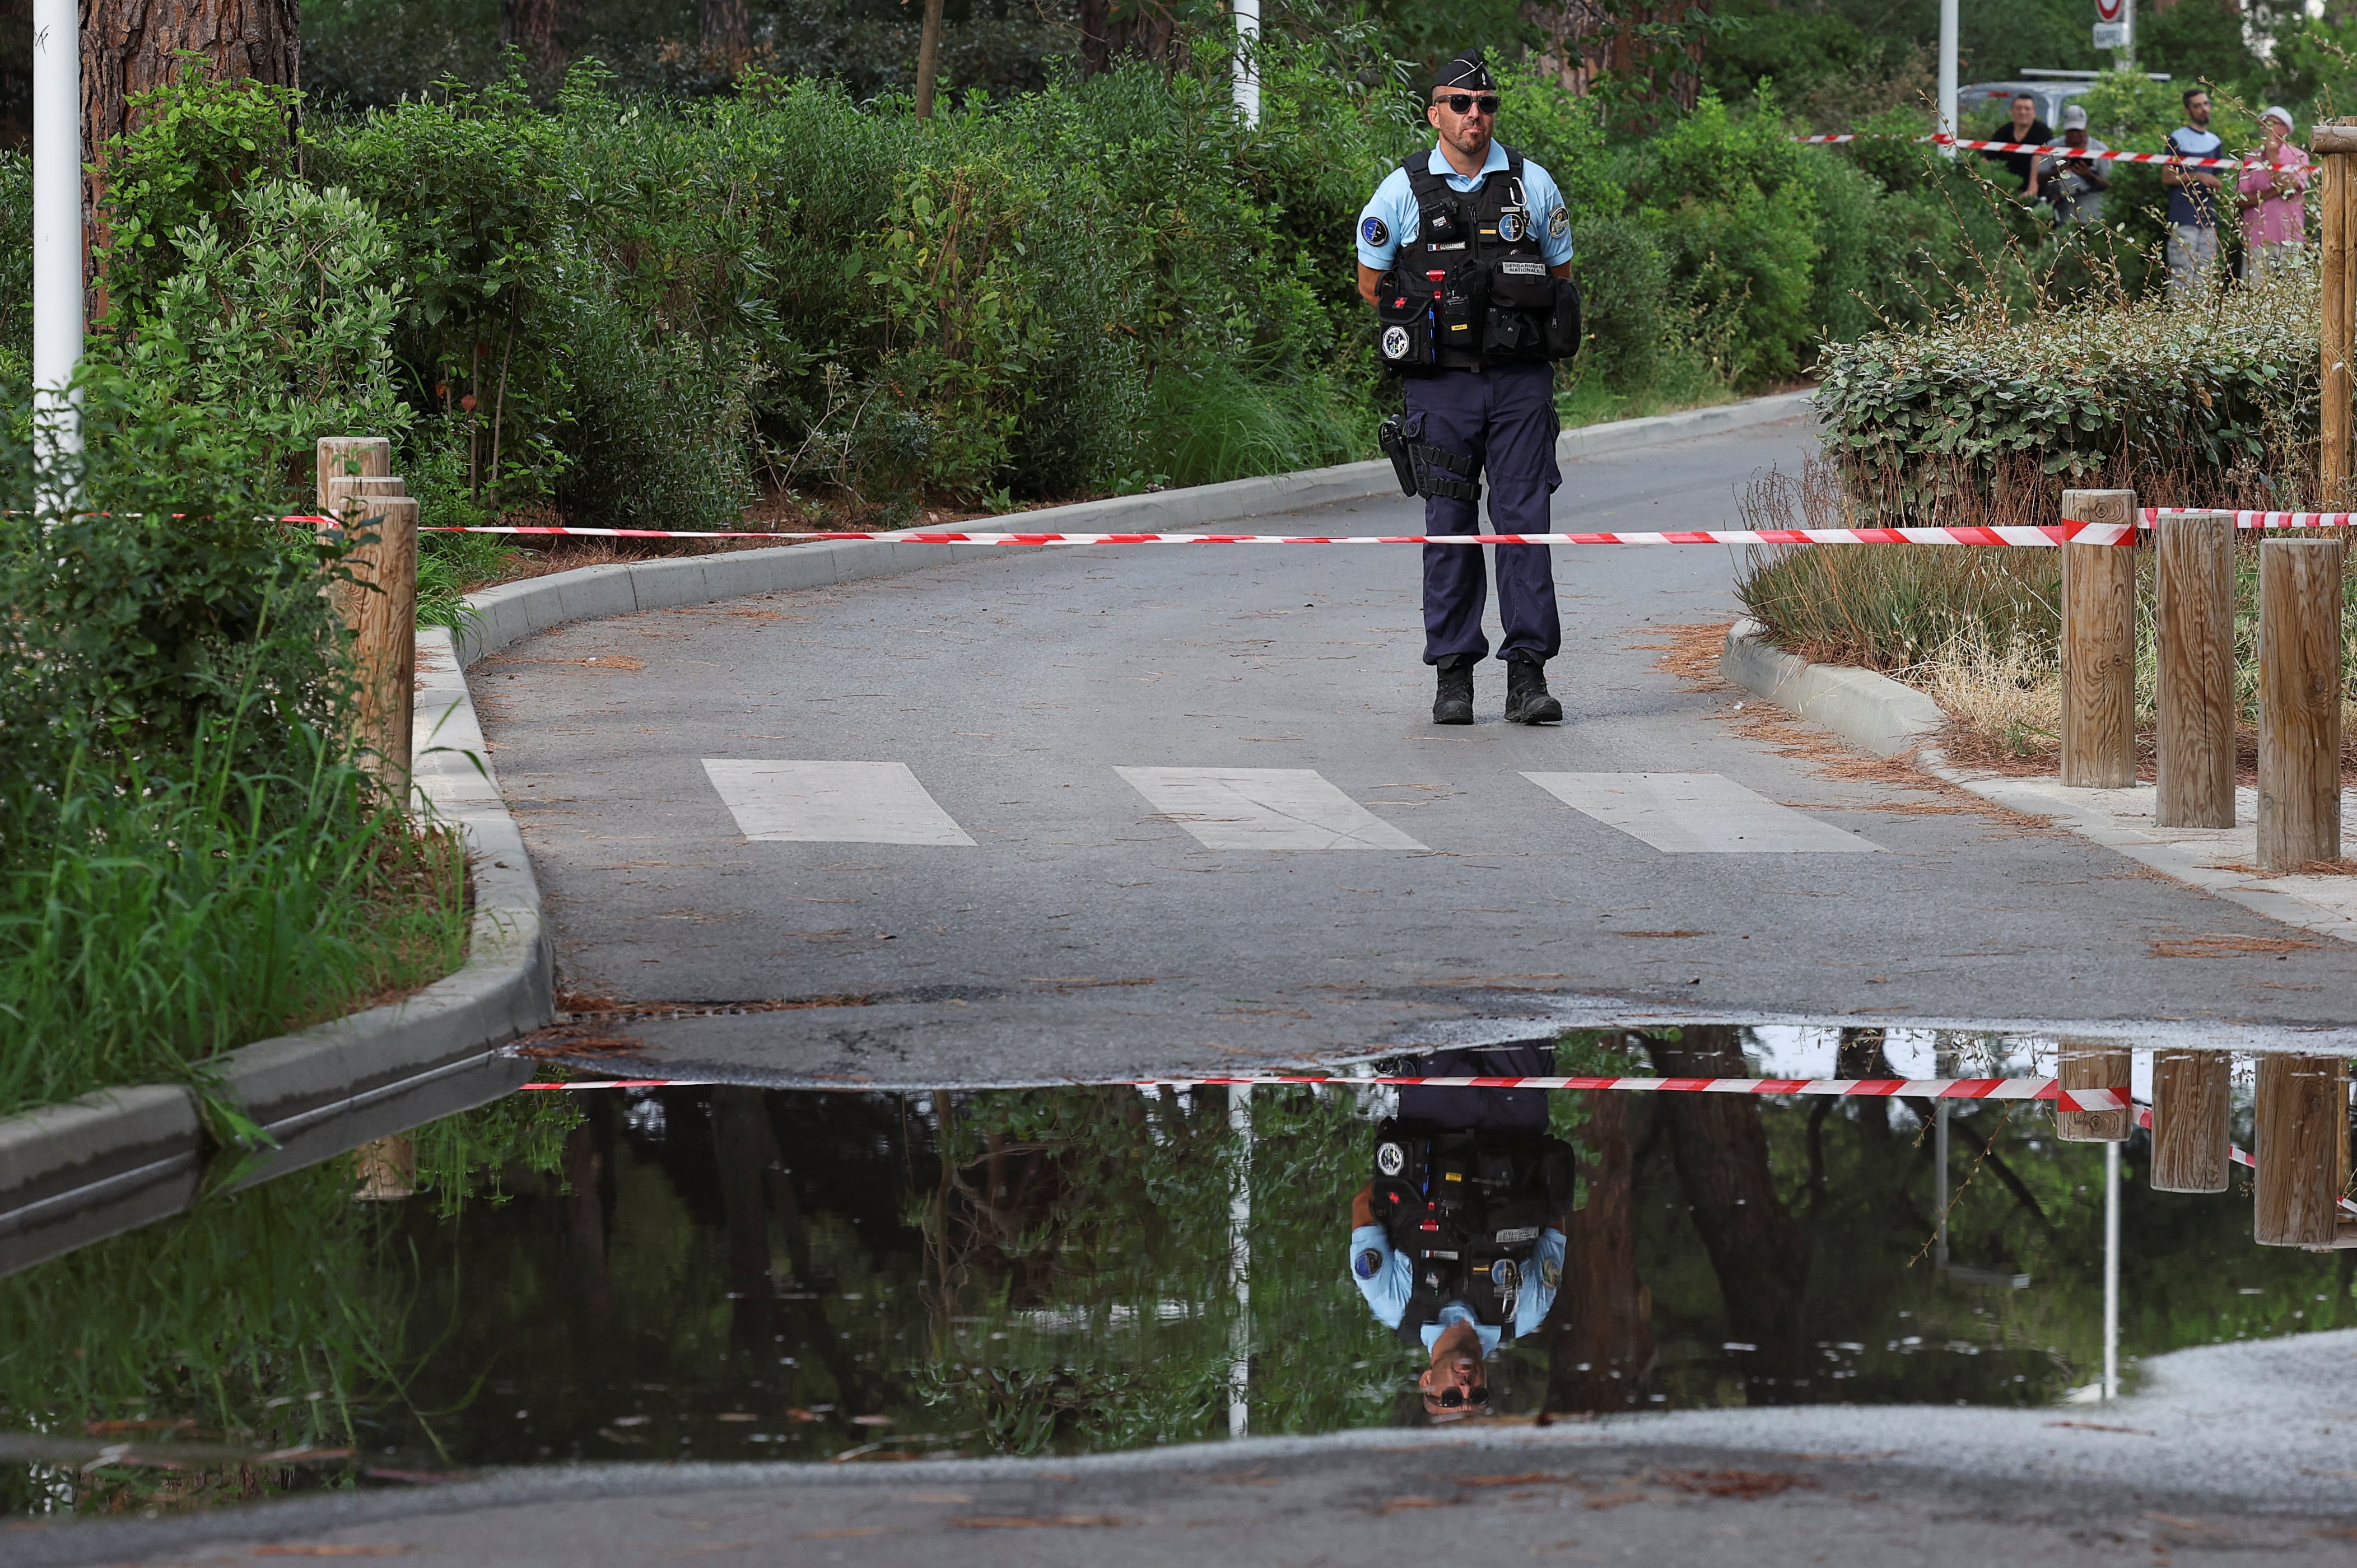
1432;659;1475;726
1503;659;1562;725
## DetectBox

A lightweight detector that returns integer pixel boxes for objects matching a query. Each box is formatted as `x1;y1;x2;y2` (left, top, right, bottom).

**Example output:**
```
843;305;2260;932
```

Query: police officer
1359;50;1581;727
1347;1045;1574;1420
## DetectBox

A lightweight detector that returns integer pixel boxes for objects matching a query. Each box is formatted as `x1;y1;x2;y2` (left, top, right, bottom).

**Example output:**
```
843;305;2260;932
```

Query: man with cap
2028;106;2110;227
2237;106;2310;278
1358;50;1581;726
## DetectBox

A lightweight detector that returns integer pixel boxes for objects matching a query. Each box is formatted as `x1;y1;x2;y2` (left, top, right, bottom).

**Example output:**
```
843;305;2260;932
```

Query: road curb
1718;616;1942;758
454;389;1817;665
0;628;549;1276
1718;621;2357;949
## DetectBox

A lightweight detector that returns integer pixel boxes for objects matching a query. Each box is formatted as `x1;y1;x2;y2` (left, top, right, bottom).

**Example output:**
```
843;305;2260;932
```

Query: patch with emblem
1498;211;1525;242
1361;214;1389;247
1540;1256;1561;1291
1355;1248;1384;1280
1380;325;1412;361
1548;205;1569;240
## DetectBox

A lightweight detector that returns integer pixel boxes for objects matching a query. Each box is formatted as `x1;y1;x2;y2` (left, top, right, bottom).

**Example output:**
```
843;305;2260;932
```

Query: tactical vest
1375;146;1582;375
1370;1123;1576;1348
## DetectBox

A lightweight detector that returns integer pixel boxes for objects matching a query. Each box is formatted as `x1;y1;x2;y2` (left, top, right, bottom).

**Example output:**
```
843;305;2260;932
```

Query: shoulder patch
1354;1247;1384;1280
1540;1255;1561;1291
1361;214;1390;248
1548;205;1570;240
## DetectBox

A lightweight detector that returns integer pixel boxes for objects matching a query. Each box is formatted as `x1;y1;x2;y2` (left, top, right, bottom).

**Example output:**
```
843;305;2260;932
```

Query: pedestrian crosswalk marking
1520;772;1882;854
702;760;977;846
1116;767;1428;852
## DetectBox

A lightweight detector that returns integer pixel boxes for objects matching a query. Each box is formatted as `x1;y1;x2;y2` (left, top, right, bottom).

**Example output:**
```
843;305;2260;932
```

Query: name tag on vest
1493;1226;1540;1244
1498;261;1545;277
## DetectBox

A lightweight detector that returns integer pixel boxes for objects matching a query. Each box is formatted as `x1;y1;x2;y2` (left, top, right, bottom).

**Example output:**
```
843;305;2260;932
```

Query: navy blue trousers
1405;361;1562;667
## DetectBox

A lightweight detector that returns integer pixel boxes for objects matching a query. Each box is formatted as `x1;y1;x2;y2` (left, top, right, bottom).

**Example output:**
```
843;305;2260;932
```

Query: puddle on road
5;1028;2353;1517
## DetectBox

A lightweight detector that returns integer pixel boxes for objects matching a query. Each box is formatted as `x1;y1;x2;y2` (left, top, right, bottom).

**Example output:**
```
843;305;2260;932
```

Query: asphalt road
471;412;2357;1086
22;1333;2357;1567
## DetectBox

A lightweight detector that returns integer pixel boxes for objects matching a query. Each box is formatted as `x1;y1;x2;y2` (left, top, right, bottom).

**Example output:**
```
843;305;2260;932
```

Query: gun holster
1378;412;1481;504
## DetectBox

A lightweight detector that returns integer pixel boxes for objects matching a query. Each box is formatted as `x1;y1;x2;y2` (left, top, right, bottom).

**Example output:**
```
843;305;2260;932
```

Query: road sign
2096;0;2123;21
2093;20;2128;46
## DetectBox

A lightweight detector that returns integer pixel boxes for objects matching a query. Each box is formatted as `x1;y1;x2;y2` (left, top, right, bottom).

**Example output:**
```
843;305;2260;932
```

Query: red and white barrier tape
418;522;2140;548
519;1073;2128;1112
1795;131;2257;171
2146;507;2357;530
2131;1105;2357;1216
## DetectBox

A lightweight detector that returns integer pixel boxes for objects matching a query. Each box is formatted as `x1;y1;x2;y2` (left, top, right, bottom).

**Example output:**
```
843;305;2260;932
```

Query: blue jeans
1405;362;1563;667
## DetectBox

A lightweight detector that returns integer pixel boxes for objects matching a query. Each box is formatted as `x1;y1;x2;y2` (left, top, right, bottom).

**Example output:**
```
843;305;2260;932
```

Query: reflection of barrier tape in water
1795;131;2256;171
409;523;2143;548
520;1074;2130;1112
2131;1105;2357;1217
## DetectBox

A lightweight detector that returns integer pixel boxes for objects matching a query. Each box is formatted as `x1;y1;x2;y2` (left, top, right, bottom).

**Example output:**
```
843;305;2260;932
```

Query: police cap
1432;50;1495;95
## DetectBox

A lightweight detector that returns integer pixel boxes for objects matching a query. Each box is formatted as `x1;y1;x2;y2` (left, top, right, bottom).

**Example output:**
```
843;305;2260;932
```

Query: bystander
2237;105;2311;279
2162;88;2226;298
2028;106;2109;227
1981;92;2051;191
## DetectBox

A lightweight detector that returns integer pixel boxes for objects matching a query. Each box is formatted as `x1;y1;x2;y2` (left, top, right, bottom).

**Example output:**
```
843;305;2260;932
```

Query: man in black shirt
1980;93;2051;190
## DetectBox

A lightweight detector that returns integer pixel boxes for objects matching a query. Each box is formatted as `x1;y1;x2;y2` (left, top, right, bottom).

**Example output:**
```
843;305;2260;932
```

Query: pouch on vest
1542;276;1583;361
1375;273;1436;372
1436;261;1488;358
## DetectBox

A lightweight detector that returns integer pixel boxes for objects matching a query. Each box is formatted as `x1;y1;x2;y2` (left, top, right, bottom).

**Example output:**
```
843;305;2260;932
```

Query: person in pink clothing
2238;106;2311;278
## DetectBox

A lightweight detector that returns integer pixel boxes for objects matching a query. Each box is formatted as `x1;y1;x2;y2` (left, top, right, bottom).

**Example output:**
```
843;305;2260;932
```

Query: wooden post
327;494;419;790
316;436;392;506
2253;1054;2354;1249
2155;512;2237;828
2060;489;2139;789
2317;127;2357;507
353;1135;417;1201
2056;1042;2132;1142
2150;1049;2231;1192
2257;538;2345;871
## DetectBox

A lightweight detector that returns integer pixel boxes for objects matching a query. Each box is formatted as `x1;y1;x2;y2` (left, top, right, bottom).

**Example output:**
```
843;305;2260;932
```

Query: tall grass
0;730;469;1118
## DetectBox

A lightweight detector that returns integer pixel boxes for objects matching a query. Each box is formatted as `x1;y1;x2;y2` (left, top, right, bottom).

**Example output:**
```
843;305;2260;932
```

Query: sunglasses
1435;94;1501;117
1424;1385;1492;1409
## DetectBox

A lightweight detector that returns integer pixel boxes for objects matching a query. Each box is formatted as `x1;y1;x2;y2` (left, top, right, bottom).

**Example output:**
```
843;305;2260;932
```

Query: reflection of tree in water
1541;1026;1808;1416
911;1085;1400;1453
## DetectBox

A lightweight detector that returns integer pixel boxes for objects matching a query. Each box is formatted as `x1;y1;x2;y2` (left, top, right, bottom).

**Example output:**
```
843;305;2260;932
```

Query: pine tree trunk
80;0;299;288
1541;1086;1656;1416
699;0;748;67
500;0;565;72
1644;1026;1813;1403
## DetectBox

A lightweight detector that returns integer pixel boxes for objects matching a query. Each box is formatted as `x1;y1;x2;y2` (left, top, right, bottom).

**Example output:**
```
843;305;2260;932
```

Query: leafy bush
1815;266;2317;520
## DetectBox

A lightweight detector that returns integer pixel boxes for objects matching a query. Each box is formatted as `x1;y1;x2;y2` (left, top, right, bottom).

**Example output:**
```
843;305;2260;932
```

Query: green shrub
108;180;409;474
1620;92;1823;385
0;150;27;382
1567;215;1668;393
1814;266;2317;520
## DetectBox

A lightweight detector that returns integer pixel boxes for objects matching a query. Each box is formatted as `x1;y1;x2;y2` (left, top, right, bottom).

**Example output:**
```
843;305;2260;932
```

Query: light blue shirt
1350;1222;1564;1354
1355;143;1577;272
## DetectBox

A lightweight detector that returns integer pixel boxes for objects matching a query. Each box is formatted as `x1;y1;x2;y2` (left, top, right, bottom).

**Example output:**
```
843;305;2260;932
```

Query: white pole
2102;1140;2121;1400
1937;0;1958;157
2123;0;2137;69
32;0;84;500
1227;1084;1252;1438
1232;0;1260;128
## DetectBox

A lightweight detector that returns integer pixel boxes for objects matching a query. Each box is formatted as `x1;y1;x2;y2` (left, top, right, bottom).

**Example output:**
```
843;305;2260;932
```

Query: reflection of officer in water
1347;1046;1573;1421
1359;50;1582;728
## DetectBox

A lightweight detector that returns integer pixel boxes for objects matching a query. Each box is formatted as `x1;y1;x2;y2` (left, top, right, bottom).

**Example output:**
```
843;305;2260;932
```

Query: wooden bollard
353;1135;417;1201
325;493;419;790
2155;512;2237;827
2253;1054;2351;1248
2316;125;2357;506
316;436;392;505
2150;1049;2231;1192
2060;489;2139;789
2257;538;2345;871
2056;1042;2132;1142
